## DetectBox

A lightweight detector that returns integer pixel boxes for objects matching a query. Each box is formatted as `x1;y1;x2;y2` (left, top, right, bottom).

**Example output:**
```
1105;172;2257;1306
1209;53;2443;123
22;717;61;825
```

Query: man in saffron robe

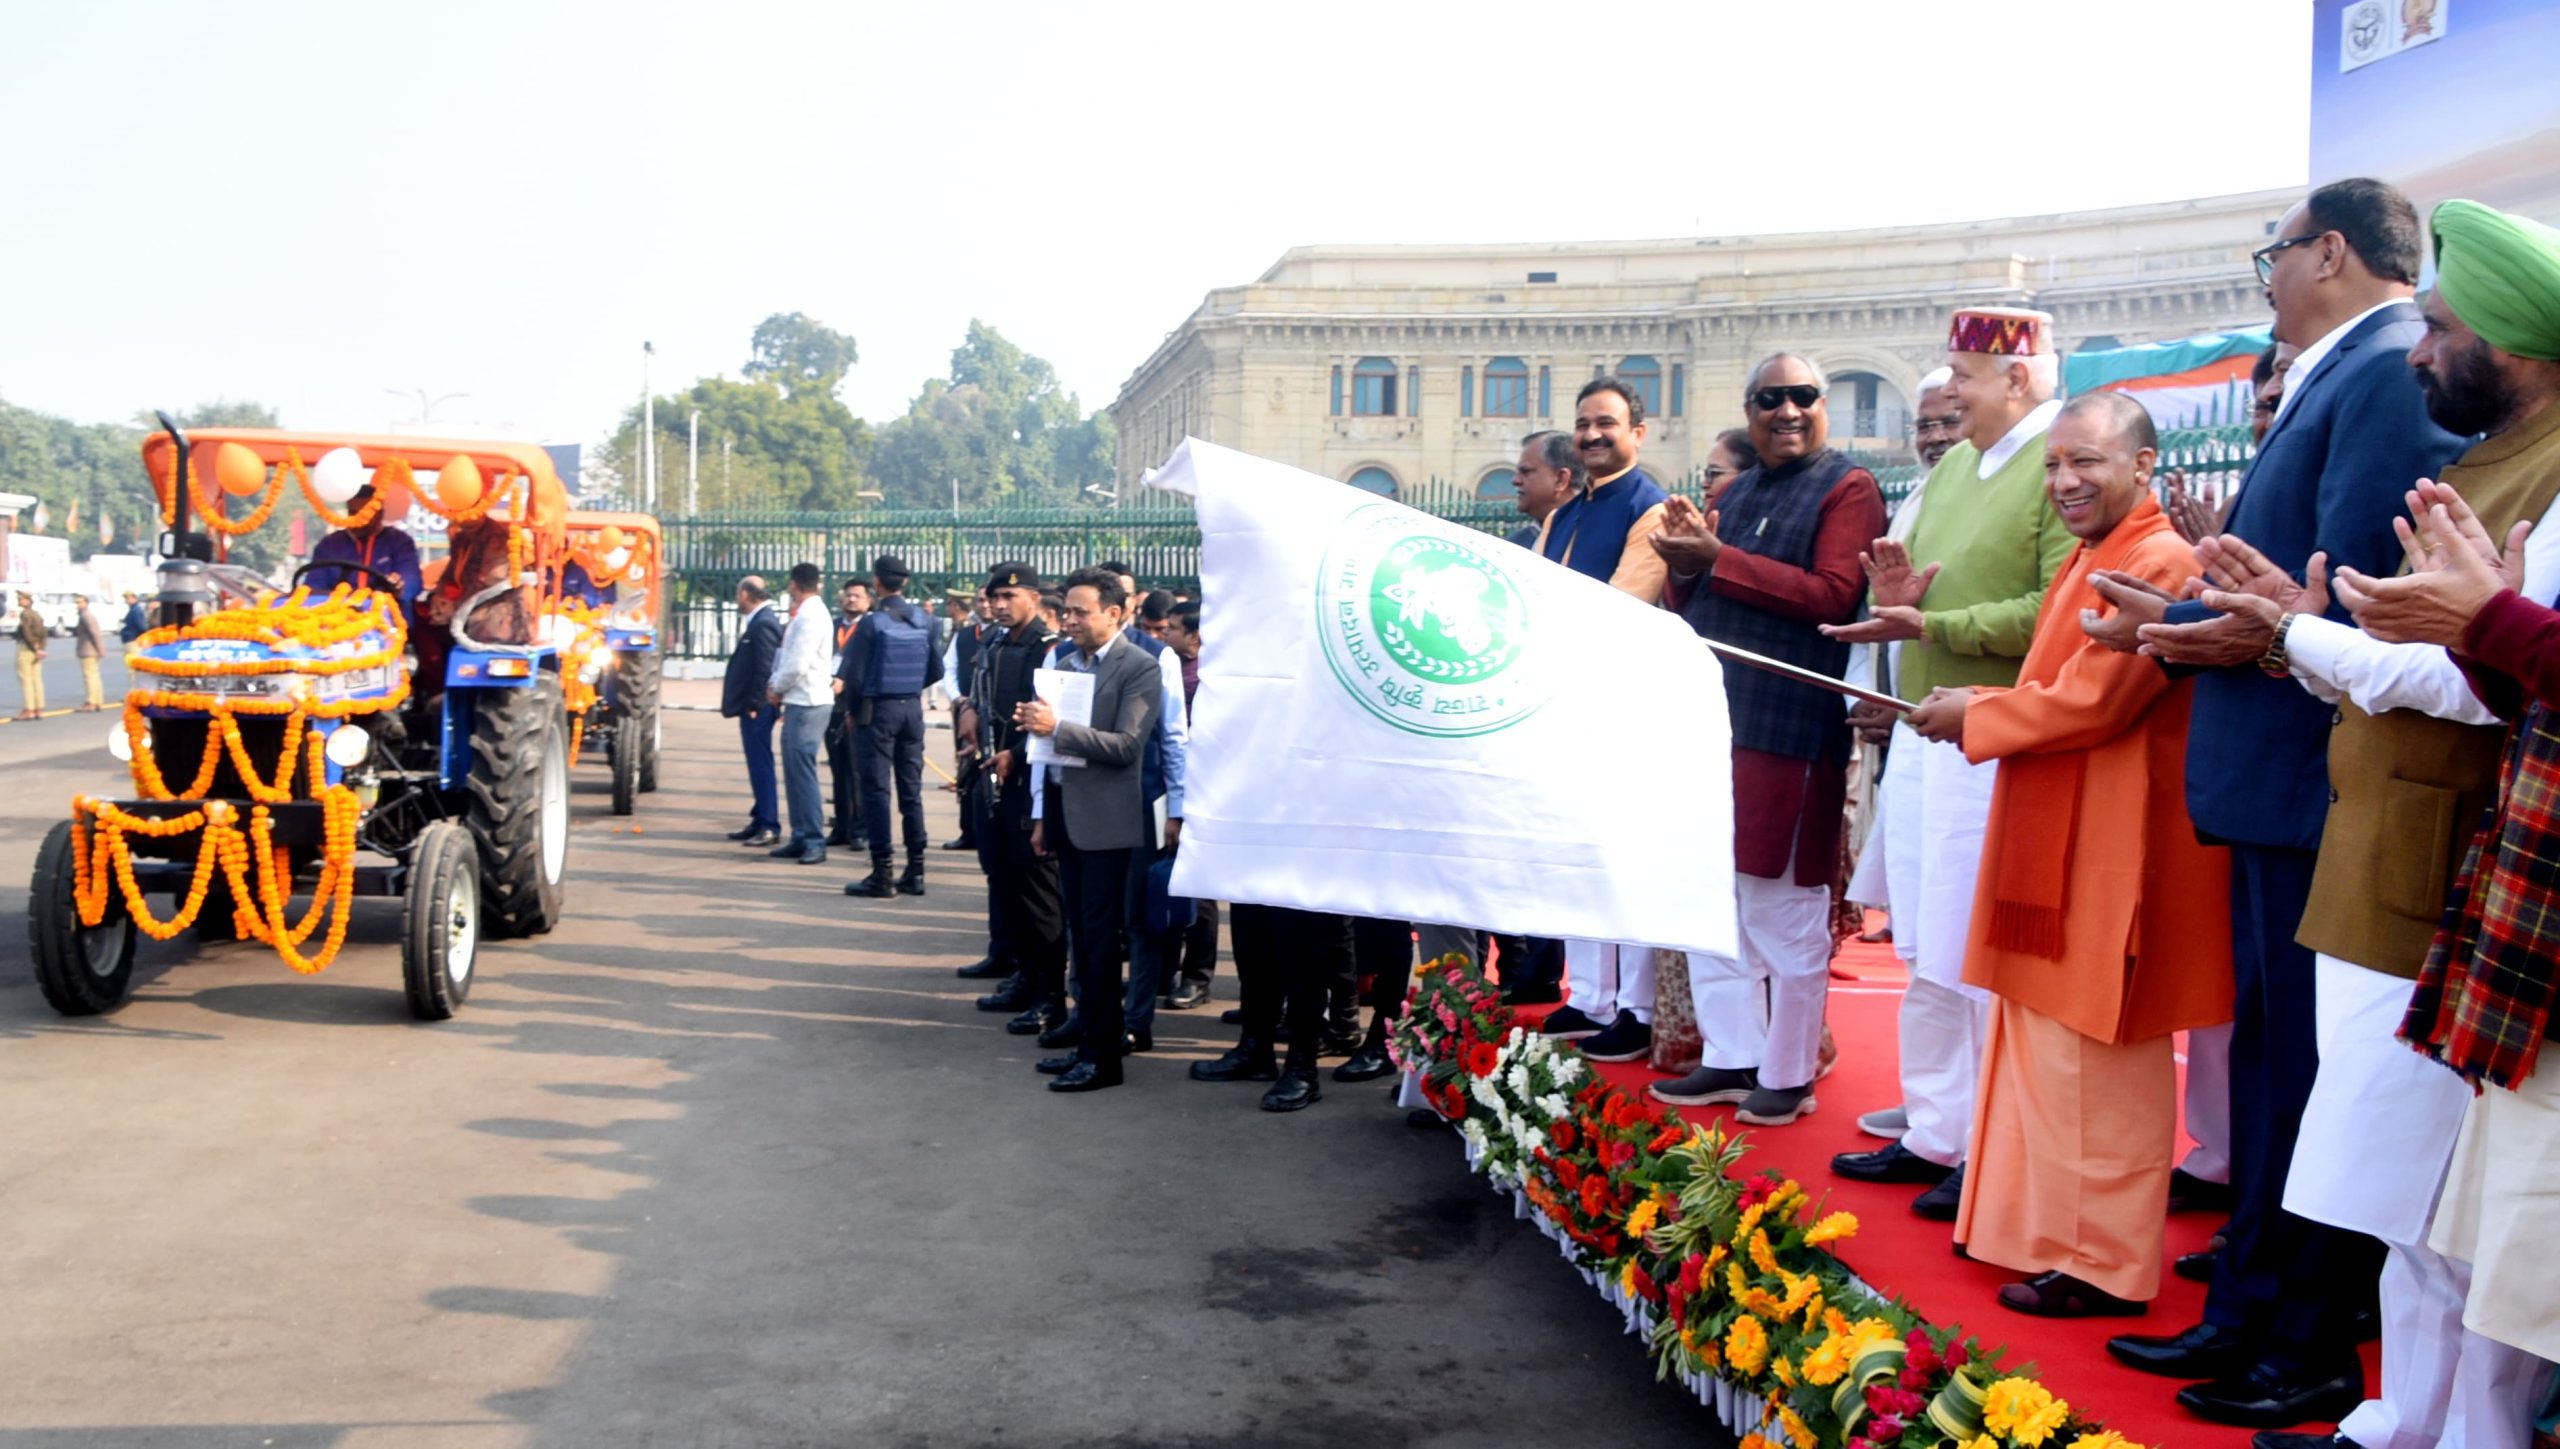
1903;392;2234;1315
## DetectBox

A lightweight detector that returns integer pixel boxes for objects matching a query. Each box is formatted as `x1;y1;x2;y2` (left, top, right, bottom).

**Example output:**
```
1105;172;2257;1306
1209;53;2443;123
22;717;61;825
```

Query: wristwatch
2257;612;2299;678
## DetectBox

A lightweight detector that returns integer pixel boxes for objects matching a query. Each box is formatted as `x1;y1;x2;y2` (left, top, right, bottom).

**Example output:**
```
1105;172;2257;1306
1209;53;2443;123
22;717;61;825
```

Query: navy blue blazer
721;604;785;719
2169;300;2468;851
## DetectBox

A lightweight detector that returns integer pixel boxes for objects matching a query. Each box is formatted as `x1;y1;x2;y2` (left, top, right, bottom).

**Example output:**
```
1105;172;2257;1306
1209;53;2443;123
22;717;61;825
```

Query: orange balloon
597;525;626;552
436;454;484;512
212;441;268;497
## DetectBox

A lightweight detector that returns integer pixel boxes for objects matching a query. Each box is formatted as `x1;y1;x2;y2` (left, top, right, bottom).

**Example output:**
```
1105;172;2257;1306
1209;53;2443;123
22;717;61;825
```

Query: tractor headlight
323;725;373;770
108;725;138;762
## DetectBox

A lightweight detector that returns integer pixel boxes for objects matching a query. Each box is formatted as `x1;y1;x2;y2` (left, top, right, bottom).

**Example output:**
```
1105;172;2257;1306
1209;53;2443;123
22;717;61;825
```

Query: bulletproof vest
864;599;931;697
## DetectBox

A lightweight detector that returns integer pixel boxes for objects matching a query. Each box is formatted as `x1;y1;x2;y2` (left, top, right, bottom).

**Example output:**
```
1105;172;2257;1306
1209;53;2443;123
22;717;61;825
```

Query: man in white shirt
766;562;836;864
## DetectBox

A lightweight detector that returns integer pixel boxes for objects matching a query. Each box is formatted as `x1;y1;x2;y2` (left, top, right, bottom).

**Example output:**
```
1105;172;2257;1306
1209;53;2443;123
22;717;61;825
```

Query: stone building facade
1108;189;2289;498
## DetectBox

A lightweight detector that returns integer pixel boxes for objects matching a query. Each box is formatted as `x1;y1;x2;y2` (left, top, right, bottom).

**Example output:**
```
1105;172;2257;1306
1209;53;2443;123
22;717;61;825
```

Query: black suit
2161;300;2467;1370
722;603;785;834
979;621;1066;1004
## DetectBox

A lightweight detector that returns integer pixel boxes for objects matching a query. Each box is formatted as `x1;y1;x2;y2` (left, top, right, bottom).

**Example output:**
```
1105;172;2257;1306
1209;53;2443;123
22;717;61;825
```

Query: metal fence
660;426;2256;658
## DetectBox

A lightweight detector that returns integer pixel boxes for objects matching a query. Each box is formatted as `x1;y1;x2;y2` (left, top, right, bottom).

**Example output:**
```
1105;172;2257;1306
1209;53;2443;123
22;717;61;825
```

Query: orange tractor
546;512;664;814
26;418;578;1019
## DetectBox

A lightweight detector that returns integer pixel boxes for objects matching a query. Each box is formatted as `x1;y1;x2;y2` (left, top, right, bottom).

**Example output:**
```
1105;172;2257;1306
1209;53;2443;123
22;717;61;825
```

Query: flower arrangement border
1388;952;2144;1449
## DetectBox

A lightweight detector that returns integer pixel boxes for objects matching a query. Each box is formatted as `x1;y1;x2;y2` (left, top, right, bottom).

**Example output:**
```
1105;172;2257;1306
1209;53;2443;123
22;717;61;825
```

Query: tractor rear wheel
624;653;663;793
401;820;479;1020
464;675;568;939
28;821;137;1015
609;716;638;816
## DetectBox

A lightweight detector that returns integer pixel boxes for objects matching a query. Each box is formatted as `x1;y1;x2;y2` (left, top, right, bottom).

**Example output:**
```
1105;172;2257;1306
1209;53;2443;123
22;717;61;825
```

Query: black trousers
988;779;1062;997
1498;933;1562;988
969;772;1007;965
2202;843;2383;1368
825;709;868;844
1058;836;1137;1066
1351;917;1415;1042
1233;904;1353;1072
857;694;927;867
1178;898;1220;986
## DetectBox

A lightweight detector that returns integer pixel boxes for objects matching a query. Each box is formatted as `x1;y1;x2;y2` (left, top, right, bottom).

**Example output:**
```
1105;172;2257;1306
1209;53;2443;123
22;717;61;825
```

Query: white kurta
1877;719;1997;1167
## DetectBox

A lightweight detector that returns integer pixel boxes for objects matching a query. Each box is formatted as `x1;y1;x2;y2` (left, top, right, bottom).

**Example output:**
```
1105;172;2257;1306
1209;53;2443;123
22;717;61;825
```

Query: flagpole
1702;638;1913;712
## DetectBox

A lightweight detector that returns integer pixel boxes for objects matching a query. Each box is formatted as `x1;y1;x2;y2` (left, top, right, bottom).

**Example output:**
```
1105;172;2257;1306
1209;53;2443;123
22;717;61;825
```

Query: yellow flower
1625;1196;1663;1241
1619;1259;1643;1299
1734;1201;1769;1246
2012;1401;2073;1447
1742;1287;1788;1319
1984;1379;2065;1440
1727;1262;1751;1300
1772;1354;1797;1387
2067;1434;2134;1449
1749;1228;1783;1275
1823;1307;1851;1339
1801;1332;1852;1387
1778;1269;1820;1317
1725;1313;1770;1377
1800;1290;1825;1329
1777;1405;1813;1447
1737;1436;1775;1449
1959;1438;1999;1449
1803;1210;1859;1246
1706;1243;1729;1272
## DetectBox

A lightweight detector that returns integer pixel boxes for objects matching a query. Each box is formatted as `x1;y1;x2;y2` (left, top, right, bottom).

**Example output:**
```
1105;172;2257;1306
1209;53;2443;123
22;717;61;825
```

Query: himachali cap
1949;306;2055;356
985;561;1040;591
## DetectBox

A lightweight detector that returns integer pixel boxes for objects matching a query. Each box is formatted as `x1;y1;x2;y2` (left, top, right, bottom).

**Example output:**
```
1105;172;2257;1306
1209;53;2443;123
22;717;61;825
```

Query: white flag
1150;438;1737;958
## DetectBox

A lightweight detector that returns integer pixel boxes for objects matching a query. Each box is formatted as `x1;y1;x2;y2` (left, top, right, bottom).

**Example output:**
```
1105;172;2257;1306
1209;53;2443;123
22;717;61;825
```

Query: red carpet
1515;928;2371;1447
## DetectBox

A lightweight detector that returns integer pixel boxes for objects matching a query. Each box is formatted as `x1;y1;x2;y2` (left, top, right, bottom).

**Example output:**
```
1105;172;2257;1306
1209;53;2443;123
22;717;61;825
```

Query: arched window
1482;356;1530;418
1476;467;1517;500
1346;466;1399;497
1616;355;1662;418
1352;357;1398;417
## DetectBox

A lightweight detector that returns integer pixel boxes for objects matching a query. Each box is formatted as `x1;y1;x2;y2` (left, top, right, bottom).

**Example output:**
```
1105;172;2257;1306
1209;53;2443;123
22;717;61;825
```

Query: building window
1346;466;1398;497
1477;467;1517;500
1538;365;1551;417
1616;355;1662;418
1482;356;1530;417
1669;363;1685;417
1330;365;1343;417
1408;366;1421;417
1460;366;1474;418
1352;357;1398;416
1527;270;1557;284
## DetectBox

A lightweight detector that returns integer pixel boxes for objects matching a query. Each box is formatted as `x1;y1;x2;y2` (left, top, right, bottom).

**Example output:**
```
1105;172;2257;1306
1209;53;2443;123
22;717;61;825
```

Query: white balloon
311;447;367;504
602;546;632;571
625;563;648;584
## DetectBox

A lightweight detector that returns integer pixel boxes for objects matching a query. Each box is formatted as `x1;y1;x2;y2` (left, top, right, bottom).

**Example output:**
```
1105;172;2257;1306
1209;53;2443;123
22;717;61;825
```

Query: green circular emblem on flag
1316;503;1548;737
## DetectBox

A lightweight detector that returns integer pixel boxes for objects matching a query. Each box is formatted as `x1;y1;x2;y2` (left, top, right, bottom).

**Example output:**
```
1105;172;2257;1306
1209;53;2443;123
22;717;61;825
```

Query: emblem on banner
1315;503;1549;737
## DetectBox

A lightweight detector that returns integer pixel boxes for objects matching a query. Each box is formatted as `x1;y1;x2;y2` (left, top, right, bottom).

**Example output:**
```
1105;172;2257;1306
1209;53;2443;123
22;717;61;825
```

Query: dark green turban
2433;199;2560;361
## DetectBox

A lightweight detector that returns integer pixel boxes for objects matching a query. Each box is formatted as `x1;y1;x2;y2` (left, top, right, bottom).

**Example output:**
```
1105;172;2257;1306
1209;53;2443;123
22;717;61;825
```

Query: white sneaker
1856;1104;1908;1140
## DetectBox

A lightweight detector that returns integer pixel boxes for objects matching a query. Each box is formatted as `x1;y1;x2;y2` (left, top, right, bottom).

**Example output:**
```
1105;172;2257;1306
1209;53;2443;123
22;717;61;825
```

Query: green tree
744;312;859;396
0;395;284;565
868;320;1118;509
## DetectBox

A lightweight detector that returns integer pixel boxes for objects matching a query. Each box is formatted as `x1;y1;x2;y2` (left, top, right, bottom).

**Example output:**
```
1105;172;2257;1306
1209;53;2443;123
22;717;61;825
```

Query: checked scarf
2402;701;2560;1090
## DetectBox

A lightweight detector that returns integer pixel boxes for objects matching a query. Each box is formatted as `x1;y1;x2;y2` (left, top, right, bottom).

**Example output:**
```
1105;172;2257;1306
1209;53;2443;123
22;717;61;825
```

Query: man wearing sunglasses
1820;307;2079;1222
1647;354;1886;1127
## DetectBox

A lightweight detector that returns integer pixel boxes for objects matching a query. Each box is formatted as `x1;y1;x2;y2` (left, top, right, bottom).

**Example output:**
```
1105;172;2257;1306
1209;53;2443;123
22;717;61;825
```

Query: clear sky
0;0;2309;453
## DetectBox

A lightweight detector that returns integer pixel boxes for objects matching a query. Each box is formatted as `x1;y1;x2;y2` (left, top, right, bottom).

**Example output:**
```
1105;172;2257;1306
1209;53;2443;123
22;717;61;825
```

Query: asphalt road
0;699;1730;1449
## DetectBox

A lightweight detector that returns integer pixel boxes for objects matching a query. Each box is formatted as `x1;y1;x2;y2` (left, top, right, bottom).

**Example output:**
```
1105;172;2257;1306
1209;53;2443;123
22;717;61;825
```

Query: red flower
1904;1330;1942;1377
1549;1120;1578;1152
1942;1339;1969;1369
1677;1253;1707;1296
1628;1264;1661;1302
1555;1159;1583;1191
1871;1415;1906;1440
1897;1365;1929;1391
1647;1123;1686;1153
1463;1041;1500;1078
1579;1176;1609;1218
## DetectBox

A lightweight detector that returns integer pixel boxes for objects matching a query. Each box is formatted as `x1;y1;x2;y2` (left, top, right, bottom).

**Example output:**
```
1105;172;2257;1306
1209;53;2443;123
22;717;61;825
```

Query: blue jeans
738;709;779;833
781;702;829;847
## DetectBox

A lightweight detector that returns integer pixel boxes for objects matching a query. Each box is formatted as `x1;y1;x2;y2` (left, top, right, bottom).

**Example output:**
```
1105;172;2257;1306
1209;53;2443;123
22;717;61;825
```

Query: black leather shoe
844;870;897;898
898;864;926;896
1831;1140;1954;1185
2175;1361;2363;1430
1038;1021;1083;1051
940;835;973;851
1334;1043;1395;1082
1910;1165;1965;1221
2251;1433;2363;1449
795;845;828;866
2169;1166;2234;1213
977;978;1034;1013
1036;1052;1080;1076
1166;980;1210;1010
1317;1028;1365;1058
2173;1249;2219;1284
768;840;809;858
1127;1030;1151;1054
1220;1008;1245;1025
1261;1068;1321;1112
2106;1320;2252;1379
727;825;766;841
1048;1060;1121;1092
1003;1003;1062;1037
740;829;780;848
823;829;853;848
1191;1044;1279;1082
955;956;1007;980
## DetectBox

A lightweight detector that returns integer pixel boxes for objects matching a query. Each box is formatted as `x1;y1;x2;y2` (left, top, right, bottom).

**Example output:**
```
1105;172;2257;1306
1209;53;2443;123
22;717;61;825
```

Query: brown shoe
1998;1270;2147;1318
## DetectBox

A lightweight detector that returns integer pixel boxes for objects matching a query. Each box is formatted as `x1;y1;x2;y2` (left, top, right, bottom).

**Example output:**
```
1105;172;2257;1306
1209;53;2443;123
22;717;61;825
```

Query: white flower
1520;1127;1547;1156
1460;1119;1489;1153
1470;1076;1504;1112
1539;1092;1571;1121
1506;1063;1533;1099
1552;1057;1585;1087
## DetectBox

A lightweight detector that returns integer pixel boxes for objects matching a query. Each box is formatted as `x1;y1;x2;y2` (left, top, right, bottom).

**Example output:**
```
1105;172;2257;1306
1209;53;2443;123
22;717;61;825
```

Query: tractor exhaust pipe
152;410;213;628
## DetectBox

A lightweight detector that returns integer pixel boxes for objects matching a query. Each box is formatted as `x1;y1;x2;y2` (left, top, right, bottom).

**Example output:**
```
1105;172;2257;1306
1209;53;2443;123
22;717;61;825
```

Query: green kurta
1895;426;2079;703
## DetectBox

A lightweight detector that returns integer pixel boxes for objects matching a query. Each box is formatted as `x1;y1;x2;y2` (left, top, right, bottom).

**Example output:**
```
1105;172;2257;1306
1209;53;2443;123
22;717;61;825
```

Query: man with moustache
1900;393;2232;1321
1646;354;1886;1126
826;578;872;852
963;564;1071;1038
1533;377;1675;1061
2188;199;2560;1446
1510;429;1584;549
1821;308;2079;1218
2096;177;2467;1430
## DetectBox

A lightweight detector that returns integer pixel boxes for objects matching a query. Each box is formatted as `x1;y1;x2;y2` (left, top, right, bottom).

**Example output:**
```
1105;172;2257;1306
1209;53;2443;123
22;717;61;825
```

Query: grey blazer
1045;636;1162;853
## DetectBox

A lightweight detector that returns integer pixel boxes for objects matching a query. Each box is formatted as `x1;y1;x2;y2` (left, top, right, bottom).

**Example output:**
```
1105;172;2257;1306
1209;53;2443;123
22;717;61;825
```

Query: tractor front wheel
624;654;663;793
400;820;479;1020
465;675;569;939
28;821;137;1015
609;717;638;816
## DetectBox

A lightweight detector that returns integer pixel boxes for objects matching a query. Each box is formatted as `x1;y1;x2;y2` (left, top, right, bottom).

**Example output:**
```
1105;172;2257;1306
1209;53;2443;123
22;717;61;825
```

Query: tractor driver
306;485;426;609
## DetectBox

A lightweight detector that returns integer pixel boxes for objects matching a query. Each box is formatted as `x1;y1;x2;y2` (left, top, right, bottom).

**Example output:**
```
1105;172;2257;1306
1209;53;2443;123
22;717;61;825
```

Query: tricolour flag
1150;438;1738;959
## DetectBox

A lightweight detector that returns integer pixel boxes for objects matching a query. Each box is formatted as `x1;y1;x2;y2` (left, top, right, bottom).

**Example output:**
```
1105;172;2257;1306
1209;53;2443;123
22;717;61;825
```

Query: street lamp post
687;409;700;517
641;341;656;514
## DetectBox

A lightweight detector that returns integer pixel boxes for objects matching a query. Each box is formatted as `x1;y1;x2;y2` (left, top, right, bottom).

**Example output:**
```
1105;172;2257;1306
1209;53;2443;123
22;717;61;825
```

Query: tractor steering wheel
291;561;407;602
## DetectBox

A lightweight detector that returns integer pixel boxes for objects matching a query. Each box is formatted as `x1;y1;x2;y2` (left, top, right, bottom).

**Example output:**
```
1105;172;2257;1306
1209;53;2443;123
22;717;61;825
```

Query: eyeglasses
1749;385;1824;411
1703;464;1737;480
2252;231;2329;285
